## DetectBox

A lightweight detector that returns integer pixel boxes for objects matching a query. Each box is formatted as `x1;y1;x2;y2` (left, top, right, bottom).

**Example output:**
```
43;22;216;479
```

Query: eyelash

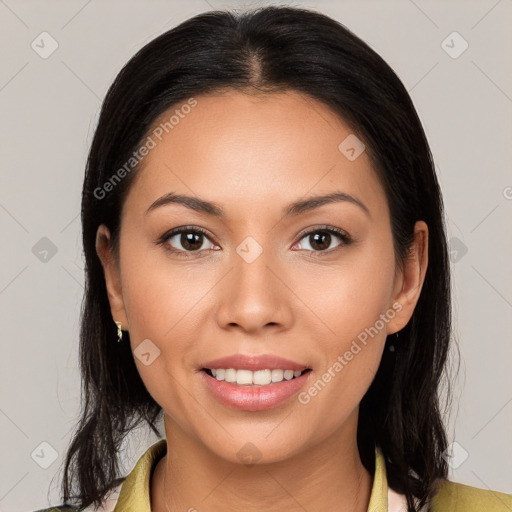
157;225;352;258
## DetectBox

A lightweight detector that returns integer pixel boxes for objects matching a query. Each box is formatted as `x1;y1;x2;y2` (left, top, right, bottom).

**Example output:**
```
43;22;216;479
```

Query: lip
200;369;311;411
200;353;310;372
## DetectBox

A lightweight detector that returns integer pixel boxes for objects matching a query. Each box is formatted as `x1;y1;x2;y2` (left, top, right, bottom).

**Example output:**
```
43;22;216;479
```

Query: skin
96;89;428;512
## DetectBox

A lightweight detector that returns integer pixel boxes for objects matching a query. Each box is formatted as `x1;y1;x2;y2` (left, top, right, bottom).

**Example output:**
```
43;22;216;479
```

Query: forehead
123;90;386;220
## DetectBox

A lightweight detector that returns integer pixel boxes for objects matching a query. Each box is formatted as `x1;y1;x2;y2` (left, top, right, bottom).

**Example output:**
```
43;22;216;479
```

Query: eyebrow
145;191;370;219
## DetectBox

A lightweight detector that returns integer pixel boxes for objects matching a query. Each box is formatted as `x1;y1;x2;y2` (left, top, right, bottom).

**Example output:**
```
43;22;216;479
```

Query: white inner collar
388;486;408;512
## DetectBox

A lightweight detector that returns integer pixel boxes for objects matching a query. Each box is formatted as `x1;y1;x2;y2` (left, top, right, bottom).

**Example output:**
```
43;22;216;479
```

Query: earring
115;321;123;342
388;331;399;352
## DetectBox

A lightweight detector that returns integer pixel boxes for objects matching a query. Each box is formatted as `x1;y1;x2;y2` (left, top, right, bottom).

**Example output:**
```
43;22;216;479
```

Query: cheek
119;232;211;343
296;342;384;446
296;230;397;352
117;236;212;389
292;233;395;429
119;246;212;424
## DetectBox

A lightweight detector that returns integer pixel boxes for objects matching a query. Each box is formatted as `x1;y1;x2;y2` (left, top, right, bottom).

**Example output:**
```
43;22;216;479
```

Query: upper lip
201;354;310;372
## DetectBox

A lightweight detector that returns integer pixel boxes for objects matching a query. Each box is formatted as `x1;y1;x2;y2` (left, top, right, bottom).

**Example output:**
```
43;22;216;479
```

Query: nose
215;247;294;334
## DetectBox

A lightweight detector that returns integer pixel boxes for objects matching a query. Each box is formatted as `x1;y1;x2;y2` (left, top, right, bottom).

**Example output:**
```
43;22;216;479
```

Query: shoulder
31;507;81;512
430;479;512;511
31;480;125;512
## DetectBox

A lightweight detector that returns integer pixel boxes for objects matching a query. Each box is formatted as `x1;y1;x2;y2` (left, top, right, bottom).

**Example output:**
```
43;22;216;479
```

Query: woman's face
97;89;427;465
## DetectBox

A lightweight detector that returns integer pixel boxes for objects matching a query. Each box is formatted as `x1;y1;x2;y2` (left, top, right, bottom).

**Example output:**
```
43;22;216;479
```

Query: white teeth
271;369;284;382
236;369;253;385
253;369;272;385
208;368;306;385
225;368;237;383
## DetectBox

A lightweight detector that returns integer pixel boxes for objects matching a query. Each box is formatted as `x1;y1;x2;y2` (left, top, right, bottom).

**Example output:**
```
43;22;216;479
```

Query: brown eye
308;232;332;251
177;231;205;251
295;226;351;253
159;226;217;257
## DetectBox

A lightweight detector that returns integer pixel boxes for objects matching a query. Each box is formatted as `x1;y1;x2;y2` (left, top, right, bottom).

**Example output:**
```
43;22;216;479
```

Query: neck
151;412;373;512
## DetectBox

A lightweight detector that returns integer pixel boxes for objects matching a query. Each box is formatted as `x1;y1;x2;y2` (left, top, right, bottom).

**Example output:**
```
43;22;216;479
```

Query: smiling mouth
202;368;312;386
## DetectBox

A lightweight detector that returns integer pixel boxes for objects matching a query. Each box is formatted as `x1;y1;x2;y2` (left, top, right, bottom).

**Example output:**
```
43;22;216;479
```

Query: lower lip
200;370;311;411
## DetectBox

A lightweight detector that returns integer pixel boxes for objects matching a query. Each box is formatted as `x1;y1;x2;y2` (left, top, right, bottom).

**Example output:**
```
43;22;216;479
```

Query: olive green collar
112;439;398;512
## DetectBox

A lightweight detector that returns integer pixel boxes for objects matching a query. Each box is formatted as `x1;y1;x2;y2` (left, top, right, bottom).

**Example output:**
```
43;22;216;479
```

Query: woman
33;5;512;512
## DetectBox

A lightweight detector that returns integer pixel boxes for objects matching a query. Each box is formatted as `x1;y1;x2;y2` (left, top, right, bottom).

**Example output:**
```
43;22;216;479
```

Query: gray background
0;0;511;510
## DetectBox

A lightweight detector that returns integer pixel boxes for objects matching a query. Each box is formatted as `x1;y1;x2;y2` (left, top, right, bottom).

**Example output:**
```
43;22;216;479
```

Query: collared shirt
91;439;408;512
36;439;512;512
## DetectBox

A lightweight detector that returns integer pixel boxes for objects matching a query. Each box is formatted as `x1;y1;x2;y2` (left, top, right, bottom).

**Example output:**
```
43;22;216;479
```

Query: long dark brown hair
57;6;453;512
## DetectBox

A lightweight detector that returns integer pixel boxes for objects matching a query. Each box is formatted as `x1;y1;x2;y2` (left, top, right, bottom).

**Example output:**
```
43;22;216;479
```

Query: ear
95;224;129;330
386;220;428;335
